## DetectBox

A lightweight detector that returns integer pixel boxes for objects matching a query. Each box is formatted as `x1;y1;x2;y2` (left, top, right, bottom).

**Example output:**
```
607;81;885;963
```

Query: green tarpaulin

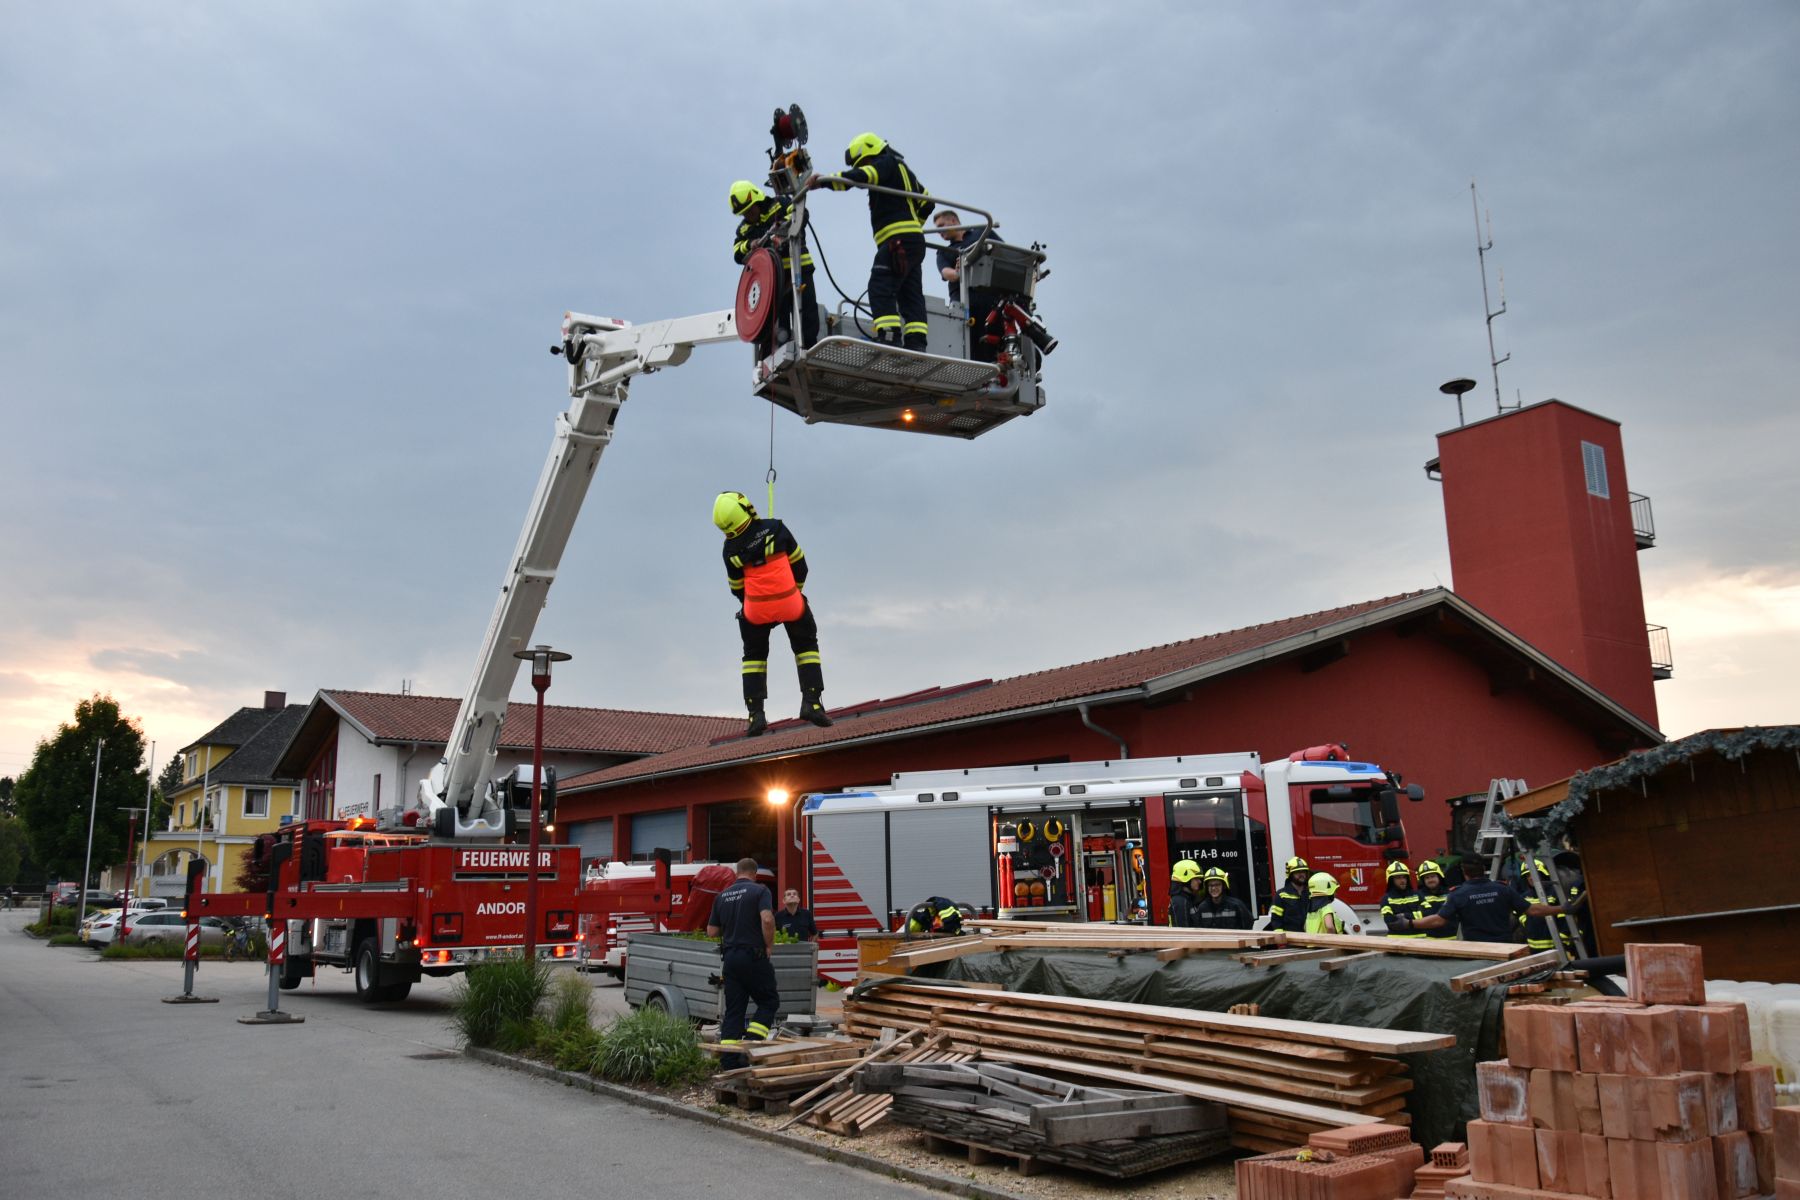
908;948;1508;1148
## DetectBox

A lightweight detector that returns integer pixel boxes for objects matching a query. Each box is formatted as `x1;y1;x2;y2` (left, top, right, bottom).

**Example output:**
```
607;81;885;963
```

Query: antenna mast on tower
1471;180;1512;415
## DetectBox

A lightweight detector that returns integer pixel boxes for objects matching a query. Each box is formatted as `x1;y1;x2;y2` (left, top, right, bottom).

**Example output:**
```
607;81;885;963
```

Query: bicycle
223;919;255;963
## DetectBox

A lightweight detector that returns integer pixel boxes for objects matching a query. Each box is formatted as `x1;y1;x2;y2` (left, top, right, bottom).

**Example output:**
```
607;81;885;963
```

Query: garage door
562;818;614;864
630;809;688;861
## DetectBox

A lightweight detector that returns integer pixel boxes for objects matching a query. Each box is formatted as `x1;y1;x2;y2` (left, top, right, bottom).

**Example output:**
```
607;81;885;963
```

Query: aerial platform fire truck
799;745;1423;984
183;104;1052;1001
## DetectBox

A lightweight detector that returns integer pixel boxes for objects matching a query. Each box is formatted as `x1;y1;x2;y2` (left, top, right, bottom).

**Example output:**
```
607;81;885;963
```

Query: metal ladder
1471;778;1585;964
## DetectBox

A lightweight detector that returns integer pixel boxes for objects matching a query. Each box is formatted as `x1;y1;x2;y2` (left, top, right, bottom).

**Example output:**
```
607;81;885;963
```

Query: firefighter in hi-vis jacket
714;491;832;737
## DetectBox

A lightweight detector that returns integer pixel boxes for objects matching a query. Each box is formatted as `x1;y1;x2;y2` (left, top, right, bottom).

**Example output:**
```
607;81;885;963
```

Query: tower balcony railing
1631;492;1656;549
1647;623;1673;680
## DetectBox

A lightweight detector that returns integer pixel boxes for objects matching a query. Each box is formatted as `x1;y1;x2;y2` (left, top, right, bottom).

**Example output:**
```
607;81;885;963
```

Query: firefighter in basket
715;491;832;736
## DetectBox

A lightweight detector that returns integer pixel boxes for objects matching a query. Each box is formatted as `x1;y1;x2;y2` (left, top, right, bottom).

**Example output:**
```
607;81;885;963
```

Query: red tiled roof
562;591;1435;791
323;691;739;755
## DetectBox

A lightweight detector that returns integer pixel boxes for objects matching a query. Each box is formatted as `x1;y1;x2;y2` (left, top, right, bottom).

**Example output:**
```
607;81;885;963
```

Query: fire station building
556;400;1671;907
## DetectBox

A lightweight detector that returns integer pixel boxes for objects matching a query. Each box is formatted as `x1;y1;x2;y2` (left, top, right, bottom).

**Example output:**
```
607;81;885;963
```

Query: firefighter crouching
1266;856;1313;932
906;896;965;937
1380;861;1424;938
1195;867;1253;931
705;857;779;1071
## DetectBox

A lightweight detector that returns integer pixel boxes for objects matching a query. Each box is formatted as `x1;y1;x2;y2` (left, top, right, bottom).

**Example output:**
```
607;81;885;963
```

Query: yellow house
142;692;306;898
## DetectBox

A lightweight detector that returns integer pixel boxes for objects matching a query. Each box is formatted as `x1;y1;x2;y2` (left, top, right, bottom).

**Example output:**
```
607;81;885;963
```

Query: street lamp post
512;644;571;962
77;738;105;933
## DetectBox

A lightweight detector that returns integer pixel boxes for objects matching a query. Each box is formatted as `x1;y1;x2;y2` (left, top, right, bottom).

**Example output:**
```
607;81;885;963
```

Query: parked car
122;912;229;947
81;909;123;946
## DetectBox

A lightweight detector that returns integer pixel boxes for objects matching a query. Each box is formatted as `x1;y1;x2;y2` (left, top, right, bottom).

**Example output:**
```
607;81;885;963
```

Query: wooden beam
1236;947;1341;967
1317;953;1376;971
875;980;1457;1053
1282;932;1527;960
1448;950;1562;993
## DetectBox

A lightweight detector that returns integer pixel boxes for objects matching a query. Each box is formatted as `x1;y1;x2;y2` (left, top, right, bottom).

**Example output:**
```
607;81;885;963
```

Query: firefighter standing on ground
730;180;819;352
715;491;832;736
1393;857;1580;942
1194;867;1254;931
1414;860;1458;939
706;857;779;1070
1167;859;1204;927
1515;855;1586;956
814;133;933;350
1304;873;1366;934
1267;857;1314;932
1380;861;1424;939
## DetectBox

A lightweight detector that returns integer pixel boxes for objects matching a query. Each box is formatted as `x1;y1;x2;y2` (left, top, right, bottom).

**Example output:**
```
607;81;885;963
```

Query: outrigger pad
754;336;1043;440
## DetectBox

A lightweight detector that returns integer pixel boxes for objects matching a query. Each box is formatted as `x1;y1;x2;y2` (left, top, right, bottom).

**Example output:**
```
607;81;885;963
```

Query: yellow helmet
729;180;768;215
1283;856;1310;876
1307;871;1339;898
712;491;756;536
1170;860;1202;884
1202;867;1230;888
1385;861;1412;881
1417;860;1444;882
845;132;887;165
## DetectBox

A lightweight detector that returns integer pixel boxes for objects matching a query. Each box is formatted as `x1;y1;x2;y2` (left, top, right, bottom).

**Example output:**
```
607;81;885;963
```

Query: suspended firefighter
714;491;832;737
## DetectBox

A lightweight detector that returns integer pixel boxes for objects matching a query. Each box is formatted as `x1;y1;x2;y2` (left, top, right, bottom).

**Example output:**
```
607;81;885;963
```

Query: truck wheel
279;955;306;991
642;986;690;1021
384;977;413;1002
353;938;383;1003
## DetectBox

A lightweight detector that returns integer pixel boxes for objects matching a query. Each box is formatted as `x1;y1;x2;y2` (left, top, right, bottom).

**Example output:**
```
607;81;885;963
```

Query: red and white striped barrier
268;924;286;965
184;922;200;962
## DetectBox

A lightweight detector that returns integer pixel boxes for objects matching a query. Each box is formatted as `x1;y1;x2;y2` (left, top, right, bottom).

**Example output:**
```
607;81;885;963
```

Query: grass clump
451;957;550;1049
101;939;235;960
47;932;83;946
27;909;78;936
589;1006;713;1087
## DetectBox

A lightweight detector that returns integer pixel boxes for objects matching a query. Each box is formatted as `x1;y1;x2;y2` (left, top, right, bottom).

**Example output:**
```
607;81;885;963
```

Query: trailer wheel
353;938;383;1003
641;985;689;1021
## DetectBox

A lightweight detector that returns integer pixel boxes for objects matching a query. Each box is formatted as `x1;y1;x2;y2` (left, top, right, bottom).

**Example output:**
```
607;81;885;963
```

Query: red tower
1433;400;1663;727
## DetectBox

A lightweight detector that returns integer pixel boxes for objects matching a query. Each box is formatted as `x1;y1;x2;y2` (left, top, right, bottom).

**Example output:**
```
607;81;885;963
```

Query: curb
465;1047;1032;1200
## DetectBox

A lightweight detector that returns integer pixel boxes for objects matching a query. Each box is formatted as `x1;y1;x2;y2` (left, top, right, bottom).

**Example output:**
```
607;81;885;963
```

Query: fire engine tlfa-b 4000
799;745;1423;984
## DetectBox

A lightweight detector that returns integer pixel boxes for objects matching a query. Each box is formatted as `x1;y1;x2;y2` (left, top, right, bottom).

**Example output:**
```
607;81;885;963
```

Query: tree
0;775;15;817
13;696;150;884
0;816;24;887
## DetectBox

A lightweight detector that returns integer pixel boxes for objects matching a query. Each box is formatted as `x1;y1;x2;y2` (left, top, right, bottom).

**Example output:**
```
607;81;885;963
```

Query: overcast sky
3;2;1796;777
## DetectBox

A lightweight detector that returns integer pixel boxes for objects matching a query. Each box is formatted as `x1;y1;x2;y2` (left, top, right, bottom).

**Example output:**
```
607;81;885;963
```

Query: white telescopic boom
417;309;737;838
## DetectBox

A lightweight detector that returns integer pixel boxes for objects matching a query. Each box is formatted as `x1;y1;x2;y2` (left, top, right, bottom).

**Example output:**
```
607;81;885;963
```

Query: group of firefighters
1166;853;1589;950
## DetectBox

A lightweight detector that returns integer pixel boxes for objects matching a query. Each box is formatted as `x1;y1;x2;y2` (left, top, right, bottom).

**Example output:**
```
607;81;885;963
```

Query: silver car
122;912;229;947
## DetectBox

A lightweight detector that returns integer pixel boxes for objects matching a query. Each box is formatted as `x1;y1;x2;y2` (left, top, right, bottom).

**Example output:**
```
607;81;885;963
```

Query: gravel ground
583;971;1241;1198
669;1083;1242;1199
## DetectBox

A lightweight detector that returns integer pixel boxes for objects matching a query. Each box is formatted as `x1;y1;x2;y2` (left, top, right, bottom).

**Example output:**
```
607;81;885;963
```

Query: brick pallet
1235;1122;1427;1200
1446;942;1796;1200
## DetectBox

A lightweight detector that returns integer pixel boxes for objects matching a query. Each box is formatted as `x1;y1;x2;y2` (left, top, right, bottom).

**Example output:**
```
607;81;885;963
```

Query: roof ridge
319;688;735;723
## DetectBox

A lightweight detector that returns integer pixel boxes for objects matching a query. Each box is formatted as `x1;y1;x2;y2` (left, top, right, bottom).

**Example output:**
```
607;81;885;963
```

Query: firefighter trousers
758;263;819;357
739;601;822;705
868;233;928;349
719;945;779;1066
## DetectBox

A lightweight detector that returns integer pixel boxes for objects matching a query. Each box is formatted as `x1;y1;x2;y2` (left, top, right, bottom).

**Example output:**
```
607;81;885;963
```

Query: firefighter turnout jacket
825;148;934;243
1194;893;1253;931
1268;882;1311;933
725;518;808;626
1381;885;1425;939
734;197;813;270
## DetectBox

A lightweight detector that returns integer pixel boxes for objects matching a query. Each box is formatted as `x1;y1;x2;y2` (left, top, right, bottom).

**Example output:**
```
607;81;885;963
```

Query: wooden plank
1283;931;1527;960
875;980;1458;1053
1318;952;1377;971
771;1031;928;1129
1236;947;1342;967
976;1048;1385;1127
1448;949;1562;993
880;936;992;966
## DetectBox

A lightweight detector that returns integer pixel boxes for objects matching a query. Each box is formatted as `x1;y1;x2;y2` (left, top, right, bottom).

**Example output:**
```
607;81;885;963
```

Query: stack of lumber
1450;942;1789;1199
1235;1122;1424;1199
778;1031;973;1134
703;1036;871;1110
861;1060;1231;1179
881;921;1536;976
843;979;1457;1150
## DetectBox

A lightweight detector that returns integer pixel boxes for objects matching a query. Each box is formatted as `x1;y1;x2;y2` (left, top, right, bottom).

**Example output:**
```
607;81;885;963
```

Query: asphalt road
0;910;935;1200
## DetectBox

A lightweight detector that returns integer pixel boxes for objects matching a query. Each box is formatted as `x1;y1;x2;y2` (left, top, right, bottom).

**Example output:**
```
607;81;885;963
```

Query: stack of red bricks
1447;942;1790;1200
1235;1122;1425;1199
1412;1142;1472;1197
